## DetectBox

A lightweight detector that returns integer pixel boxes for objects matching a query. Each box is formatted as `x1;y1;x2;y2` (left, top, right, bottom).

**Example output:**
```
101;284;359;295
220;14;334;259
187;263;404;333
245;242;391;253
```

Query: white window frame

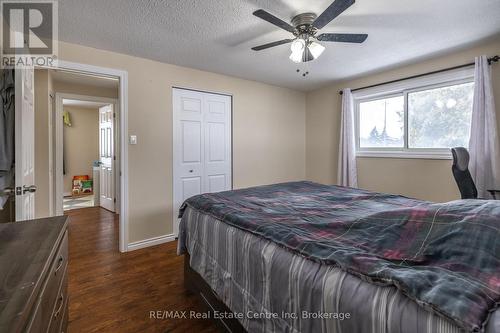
353;67;475;159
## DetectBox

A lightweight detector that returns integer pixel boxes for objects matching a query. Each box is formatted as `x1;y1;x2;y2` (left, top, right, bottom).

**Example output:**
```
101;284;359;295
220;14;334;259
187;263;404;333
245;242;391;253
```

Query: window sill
356;151;452;160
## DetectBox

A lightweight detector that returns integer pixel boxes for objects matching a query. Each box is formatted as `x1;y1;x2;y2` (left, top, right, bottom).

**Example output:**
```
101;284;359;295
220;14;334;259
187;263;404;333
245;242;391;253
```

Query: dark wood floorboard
65;207;219;333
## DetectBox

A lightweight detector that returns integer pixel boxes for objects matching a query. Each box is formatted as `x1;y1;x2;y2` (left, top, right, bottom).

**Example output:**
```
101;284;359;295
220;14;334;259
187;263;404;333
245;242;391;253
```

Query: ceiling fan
251;0;367;63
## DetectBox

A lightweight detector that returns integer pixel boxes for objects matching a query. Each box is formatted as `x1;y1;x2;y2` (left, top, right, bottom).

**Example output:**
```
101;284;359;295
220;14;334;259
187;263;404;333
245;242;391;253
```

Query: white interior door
99;104;115;212
203;93;232;194
173;88;232;236
15;68;36;221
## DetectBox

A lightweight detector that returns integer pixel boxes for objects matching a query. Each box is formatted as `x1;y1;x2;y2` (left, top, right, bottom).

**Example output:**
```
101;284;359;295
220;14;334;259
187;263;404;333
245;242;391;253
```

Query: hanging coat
0;69;15;209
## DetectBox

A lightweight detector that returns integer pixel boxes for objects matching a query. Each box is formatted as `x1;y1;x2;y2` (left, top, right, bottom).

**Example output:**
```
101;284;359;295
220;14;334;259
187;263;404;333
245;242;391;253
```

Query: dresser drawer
48;280;68;333
60;304;68;333
24;231;68;333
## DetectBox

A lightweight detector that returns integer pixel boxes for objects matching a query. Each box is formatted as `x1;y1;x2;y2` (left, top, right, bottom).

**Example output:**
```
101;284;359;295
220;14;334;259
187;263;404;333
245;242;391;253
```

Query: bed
177;181;500;333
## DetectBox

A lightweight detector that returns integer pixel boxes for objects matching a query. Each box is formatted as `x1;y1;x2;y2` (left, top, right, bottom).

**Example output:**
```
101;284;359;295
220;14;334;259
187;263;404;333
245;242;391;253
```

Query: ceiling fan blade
317;33;368;43
252;39;293;51
312;0;355;29
253;9;296;33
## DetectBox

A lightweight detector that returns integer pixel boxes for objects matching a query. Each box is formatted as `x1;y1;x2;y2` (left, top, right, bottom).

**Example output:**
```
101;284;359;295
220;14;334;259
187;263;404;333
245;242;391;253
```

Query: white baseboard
127;233;176;251
63;192;71;197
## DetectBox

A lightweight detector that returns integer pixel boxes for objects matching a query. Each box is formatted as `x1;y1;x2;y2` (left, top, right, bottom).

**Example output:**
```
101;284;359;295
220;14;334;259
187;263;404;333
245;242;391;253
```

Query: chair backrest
451;147;478;199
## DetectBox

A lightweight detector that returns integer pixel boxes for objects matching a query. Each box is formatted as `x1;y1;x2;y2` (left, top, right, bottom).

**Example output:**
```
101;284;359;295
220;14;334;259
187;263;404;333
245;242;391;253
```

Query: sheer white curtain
469;55;500;198
338;88;358;187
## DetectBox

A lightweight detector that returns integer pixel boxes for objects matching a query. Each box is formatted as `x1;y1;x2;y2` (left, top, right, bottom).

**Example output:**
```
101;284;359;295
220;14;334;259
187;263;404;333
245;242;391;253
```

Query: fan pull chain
296;65;310;78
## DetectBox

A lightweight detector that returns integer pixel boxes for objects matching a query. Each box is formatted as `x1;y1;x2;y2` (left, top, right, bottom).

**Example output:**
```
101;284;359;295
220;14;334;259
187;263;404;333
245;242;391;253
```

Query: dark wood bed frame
184;254;246;333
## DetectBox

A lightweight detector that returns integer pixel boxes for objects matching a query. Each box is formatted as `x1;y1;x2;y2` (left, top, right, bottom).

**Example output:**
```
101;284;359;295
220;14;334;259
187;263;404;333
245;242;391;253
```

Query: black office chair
451;147;478;199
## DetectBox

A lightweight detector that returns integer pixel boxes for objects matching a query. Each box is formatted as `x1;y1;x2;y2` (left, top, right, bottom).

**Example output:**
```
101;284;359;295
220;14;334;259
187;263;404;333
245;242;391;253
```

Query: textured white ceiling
57;0;500;91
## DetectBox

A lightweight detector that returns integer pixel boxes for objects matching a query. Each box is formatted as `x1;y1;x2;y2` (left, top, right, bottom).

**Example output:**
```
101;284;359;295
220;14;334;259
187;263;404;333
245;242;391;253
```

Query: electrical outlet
129;135;137;145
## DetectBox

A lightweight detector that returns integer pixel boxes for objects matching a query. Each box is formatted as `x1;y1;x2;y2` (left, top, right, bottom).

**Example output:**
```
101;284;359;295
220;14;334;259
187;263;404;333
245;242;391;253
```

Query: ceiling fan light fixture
289;39;324;63
309;41;325;59
289;38;306;63
290;38;306;53
251;1;368;65
289;50;304;63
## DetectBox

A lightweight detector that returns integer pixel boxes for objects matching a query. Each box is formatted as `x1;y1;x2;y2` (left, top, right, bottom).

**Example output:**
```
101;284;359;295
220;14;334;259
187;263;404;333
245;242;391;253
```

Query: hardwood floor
65;207;219;333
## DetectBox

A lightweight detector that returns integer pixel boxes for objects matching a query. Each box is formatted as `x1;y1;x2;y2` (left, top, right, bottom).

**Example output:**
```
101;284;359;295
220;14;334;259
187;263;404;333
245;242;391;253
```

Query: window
359;96;404;148
407;82;474;149
355;69;474;159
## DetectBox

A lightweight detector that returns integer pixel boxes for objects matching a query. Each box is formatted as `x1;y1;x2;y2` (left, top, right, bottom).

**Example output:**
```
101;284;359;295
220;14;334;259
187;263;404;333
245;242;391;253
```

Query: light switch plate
129;135;137;145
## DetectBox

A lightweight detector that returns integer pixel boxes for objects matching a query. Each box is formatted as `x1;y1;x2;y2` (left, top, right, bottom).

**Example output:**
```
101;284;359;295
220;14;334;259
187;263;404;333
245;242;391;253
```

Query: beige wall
56;42;306;243
62;106;99;195
306;40;500;202
53;81;118;99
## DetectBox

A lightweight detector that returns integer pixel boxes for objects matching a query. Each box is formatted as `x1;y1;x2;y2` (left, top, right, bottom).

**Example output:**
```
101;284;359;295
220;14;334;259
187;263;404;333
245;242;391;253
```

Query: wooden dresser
0;216;69;333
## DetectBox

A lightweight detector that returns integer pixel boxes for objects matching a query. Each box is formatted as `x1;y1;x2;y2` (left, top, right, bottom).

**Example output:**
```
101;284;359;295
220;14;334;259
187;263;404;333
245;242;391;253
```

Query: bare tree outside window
359;96;404;148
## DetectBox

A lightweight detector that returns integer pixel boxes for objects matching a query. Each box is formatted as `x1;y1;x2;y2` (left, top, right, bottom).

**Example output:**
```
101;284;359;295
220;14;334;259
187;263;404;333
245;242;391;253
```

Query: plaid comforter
179;181;500;332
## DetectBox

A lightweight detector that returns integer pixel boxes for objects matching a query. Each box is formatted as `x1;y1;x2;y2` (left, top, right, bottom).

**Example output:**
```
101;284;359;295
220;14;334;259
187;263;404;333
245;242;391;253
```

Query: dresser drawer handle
54;255;64;273
54;293;64;318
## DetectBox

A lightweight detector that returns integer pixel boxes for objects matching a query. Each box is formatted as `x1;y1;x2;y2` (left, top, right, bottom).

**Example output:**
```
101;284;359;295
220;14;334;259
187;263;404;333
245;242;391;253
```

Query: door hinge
113;113;116;118
113;155;116;161
114;198;116;203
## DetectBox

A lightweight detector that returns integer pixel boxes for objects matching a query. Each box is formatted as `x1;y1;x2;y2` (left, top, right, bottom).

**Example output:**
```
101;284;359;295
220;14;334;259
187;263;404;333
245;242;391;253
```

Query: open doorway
27;63;130;252
11;62;128;251
58;97;118;213
47;70;120;217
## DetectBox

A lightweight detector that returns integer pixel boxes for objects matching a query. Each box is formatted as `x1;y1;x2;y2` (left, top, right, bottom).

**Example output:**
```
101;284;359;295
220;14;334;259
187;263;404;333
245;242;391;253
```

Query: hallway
65;207;218;332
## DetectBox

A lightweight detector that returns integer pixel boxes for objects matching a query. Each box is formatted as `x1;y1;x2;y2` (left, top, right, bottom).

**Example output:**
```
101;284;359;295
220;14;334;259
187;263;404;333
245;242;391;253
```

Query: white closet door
172;88;232;236
203;93;232;193
173;88;205;230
